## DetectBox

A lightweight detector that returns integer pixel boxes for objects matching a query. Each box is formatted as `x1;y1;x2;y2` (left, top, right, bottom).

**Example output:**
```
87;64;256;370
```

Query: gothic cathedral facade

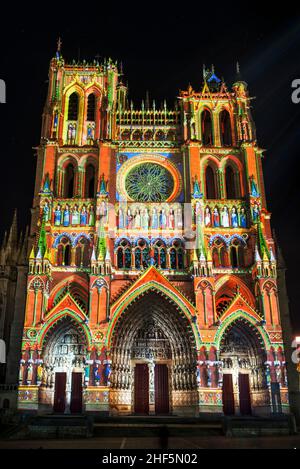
17;47;289;416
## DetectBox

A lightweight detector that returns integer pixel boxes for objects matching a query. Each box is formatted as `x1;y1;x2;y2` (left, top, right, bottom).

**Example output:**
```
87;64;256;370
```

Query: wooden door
155;364;169;415
70;372;83;414
238;373;251;415
134;363;149;414
222;373;235;415
53;372;66;413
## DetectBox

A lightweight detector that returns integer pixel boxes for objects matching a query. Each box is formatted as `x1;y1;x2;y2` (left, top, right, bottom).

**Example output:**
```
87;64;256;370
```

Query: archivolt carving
110;291;197;393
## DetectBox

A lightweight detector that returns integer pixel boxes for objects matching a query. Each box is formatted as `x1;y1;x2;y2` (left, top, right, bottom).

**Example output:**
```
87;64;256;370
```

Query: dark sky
0;8;299;331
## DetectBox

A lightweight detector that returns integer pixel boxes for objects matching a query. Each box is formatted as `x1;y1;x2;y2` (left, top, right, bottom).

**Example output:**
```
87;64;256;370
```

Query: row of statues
67;123;77;144
43;202;96;227
67;123;96;144
203;206;247;228
43;199;259;230
118;206;183;230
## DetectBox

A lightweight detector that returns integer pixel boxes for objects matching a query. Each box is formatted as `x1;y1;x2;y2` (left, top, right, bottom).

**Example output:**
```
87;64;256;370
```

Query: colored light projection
125;162;174;202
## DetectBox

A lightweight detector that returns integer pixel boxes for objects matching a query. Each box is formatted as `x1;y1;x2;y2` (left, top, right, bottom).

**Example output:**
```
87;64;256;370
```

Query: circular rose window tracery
125;163;174;202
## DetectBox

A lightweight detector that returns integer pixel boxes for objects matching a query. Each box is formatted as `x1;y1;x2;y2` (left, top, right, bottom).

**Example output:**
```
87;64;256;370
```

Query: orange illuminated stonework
17;44;289;417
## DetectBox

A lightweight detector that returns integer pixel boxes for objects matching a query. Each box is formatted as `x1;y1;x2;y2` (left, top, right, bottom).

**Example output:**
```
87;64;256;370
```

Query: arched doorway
109;291;198;416
220;319;269;416
132;320;171;415
41;317;87;414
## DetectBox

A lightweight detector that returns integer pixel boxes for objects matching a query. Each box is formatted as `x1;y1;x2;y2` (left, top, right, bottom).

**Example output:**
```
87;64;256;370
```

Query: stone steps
4;415;93;439
93;415;224;437
2;413;296;439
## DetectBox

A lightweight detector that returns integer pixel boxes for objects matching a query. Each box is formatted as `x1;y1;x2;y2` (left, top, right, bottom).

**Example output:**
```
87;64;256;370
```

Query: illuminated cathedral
17;43;290;417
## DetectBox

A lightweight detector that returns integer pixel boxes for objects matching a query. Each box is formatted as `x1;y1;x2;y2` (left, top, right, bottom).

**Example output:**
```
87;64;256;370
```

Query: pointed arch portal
219;318;270;416
40;316;88;414
109;290;198;416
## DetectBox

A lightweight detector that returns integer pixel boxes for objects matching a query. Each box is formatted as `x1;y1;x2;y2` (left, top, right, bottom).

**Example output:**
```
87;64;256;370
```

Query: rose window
125;163;174;202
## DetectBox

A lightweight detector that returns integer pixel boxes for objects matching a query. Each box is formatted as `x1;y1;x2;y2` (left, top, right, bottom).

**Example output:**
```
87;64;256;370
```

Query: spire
29;246;35;260
36;247;43;259
206;248;212;262
262;249;269;262
2;230;8;249
255;244;261;262
44;247;51;262
99;174;108;196
145;91;150;110
37;214;47;259
22;225;29;259
16;229;24;261
235;61;242;81
199;247;206;262
192;249;198;263
42;173;51;193
105;248;111;262
233;61;248;88
270;246;276;262
257;221;270;260
193;176;202;199
7;209;18;249
56;37;62;60
250;176;260;197
272;229;286;269
97;231;106;261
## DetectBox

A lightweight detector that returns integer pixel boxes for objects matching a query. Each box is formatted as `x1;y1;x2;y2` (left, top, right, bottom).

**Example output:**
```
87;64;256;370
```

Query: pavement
1;434;300;449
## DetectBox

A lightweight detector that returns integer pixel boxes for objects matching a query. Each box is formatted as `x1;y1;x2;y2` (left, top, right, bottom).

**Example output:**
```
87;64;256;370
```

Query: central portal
133;362;170;415
110;291;198;416
132;321;171;415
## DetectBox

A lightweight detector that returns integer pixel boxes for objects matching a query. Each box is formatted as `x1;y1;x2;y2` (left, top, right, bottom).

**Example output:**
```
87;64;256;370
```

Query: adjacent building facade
17;45;290;416
0;211;28;411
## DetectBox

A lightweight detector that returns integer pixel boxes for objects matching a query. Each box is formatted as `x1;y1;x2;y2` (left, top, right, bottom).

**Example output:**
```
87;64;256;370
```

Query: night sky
0;9;299;331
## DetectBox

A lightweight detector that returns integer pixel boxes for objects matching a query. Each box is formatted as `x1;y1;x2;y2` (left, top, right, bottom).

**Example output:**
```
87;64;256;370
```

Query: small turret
191;249;199;276
255;244;262;262
105;248;112;274
116;67;128;111
269;247;277;277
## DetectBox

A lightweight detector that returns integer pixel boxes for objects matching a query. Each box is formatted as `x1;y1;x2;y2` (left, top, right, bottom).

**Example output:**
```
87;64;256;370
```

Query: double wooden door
222;373;251;416
134;363;169;415
53;372;83;413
